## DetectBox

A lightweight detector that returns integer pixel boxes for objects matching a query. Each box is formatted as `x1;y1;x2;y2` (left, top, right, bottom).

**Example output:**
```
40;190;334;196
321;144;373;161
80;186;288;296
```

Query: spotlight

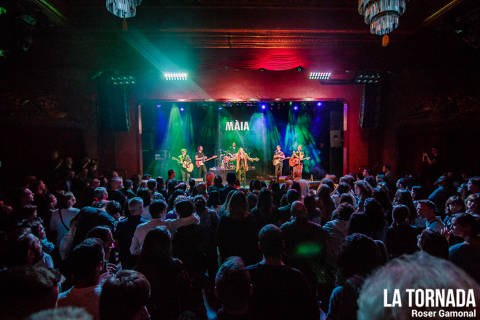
180;107;185;112
156;104;161;108
163;72;188;81
293;105;299;111
218;107;223;110
309;72;332;80
316;102;323;107
261;104;267;110
296;66;305;72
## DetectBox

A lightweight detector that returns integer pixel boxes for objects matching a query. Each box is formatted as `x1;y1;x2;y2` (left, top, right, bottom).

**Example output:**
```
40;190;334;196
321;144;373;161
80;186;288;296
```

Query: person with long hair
317;184;335;224
217;191;259;265
353;181;374;212
229;148;258;187
393;189;418;227
135;226;202;320
250;188;275;231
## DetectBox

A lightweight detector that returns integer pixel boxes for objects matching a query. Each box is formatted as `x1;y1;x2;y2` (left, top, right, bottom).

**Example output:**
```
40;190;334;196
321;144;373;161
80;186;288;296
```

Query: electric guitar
195;155;218;168
172;156;194;173
272;155;290;166
289;156;311;167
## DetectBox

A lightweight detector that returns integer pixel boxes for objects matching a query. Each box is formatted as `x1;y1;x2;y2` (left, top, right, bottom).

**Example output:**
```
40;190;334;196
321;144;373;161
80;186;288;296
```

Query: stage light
261;104;267;110
309;72;332;80
179;107;184;112
156;104;161;108
163;72;188;81
317;102;323;107
218;107;223;110
293;105;299;111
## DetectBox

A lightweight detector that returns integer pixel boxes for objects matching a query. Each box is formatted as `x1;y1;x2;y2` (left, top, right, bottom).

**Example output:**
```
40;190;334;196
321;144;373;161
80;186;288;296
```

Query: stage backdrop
141;101;343;179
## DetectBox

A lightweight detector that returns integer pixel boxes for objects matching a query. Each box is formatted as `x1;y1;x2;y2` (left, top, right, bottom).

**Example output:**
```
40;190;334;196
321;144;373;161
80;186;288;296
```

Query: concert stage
141;100;344;182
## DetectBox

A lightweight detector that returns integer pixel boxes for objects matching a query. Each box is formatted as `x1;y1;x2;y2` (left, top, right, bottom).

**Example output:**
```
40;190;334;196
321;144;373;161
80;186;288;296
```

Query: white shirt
49;208;80;246
130;214;199;256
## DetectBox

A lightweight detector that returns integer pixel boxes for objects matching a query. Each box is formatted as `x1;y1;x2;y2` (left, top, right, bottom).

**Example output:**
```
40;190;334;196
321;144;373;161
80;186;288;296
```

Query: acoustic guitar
196;155;218;168
172;156;194;173
289;156;311;167
272;155;290;166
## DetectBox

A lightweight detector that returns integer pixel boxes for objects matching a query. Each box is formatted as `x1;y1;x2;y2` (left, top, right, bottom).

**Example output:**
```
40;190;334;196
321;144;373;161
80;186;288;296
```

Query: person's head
358;252;480;320
362;168;371;177
149;199;167;219
27;307;93;320
226;172;237;186
69;238;105;285
451;213;480;239
193;195;207;211
465;193;480;215
364;176;377;188
31;180;47;195
86;226;114;261
100;270;151;320
396;177;408;190
417;229;448;259
303;194;317;212
258;224;284;258
8;231;43;266
332;203;355;221
110;177;123;191
139;226;172;262
105;200;121;220
410;185;425;201
94;187;108;201
276;145;281;151
431;146;440;156
206;172;214;186
320;178;335;193
21;187;35;206
24;218;47;240
137;188;151;207
354;180;373;198
232;142;236;148
175;199;194;218
124;179;133;190
467;177;480;194
146;179;157;192
381;164;390;173
128;197;144;216
416;200;436;220
59;192;76;209
228;191;248;219
214;174;223;187
215;257;251;313
338;233;379;279
91;178;101;189
181;148;187;156
256;188;273;211
290;200;306;218
286;189;299;204
0;266;60;320
167;169;175;179
297;144;302;151
391;205;409;225
445;195;465;215
339;193;355;206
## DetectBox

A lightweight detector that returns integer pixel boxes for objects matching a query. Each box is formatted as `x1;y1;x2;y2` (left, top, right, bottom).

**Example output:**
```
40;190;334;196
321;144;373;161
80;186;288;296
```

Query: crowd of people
0;157;479;320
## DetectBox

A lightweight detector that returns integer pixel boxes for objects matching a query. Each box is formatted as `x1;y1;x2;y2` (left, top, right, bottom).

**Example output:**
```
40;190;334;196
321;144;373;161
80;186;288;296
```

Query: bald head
291;201;305;218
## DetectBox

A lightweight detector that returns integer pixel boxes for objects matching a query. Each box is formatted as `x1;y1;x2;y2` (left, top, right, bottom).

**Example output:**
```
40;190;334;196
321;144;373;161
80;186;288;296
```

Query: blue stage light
293;105;299;111
261;104;267;110
180;107;185;112
317;102;323;107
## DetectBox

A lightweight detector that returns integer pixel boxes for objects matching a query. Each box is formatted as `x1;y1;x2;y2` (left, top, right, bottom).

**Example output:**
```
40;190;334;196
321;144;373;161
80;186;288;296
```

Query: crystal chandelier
106;0;142;19
358;0;407;36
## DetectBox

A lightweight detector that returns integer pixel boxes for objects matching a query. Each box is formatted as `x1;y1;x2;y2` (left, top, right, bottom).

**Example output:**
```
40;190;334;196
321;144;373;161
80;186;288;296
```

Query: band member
290;145;307;179
195;146;207;180
230;148;258;186
228;142;237;157
178;148;192;182
273;145;285;177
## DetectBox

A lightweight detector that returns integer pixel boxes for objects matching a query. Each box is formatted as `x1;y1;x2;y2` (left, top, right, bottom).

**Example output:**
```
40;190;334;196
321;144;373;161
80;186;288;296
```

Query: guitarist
290;145;308;179
273;145;285;178
178;148;192;182
195;145;208;181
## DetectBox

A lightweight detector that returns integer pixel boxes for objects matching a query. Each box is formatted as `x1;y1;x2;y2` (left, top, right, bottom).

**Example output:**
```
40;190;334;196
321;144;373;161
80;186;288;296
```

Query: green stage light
0;7;6;15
